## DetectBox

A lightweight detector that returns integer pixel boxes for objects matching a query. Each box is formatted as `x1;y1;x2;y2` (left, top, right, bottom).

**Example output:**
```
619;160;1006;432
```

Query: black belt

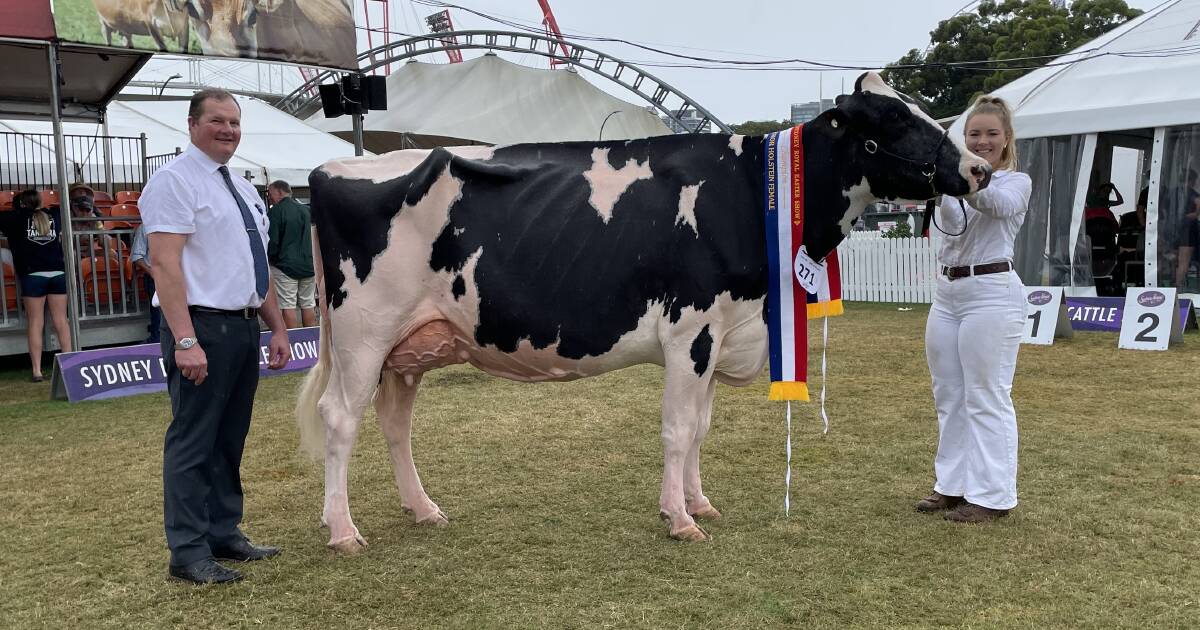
189;305;259;319
941;261;1012;280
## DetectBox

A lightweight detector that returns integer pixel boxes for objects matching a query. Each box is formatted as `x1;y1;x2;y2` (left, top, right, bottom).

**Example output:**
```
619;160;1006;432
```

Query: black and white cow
296;72;991;551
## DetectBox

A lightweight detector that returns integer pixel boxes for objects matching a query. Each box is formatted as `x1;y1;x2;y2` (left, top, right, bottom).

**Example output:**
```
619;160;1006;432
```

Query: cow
92;0;190;51
255;0;357;70
173;0;284;58
295;72;992;552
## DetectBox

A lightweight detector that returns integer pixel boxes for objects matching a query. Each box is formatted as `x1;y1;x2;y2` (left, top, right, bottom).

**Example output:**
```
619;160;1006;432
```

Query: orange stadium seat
39;189;60;208
80;254;132;306
115;190;141;205
2;261;17;311
0;190;15;211
103;203;140;230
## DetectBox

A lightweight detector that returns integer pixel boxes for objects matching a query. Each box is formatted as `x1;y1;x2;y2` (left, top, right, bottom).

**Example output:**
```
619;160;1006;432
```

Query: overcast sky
379;0;1164;124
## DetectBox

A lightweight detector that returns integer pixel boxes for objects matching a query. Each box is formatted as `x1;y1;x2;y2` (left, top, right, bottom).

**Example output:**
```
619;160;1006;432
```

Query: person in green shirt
266;180;316;328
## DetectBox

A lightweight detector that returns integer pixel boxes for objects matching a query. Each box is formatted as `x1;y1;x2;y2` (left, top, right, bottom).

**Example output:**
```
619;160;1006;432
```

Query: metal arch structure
275;30;732;135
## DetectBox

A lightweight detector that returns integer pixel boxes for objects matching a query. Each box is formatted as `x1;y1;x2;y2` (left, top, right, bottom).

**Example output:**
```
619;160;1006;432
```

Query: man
140;88;292;585
265;180;316;328
129;224;160;343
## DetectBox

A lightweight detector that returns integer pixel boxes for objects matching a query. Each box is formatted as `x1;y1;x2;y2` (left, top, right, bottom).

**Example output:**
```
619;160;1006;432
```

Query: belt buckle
241;307;254;319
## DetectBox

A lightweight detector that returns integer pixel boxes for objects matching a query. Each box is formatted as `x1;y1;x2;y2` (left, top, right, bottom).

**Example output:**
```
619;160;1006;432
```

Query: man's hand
267;331;291;370
176;345;208;385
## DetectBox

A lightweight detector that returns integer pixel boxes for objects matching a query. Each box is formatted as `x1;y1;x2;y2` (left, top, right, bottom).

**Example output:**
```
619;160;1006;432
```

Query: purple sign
1064;297;1192;332
1138;291;1166;307
1027;290;1053;306
54;326;321;402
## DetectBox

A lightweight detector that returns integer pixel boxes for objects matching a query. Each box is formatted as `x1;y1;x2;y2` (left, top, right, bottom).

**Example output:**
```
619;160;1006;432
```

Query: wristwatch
174;337;197;351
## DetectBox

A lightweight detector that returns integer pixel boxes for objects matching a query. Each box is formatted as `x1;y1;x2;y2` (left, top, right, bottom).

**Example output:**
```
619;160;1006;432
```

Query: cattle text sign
1022;286;1071;345
51;0;356;70
54;327;320;402
1064;297;1193;332
1118;289;1182;351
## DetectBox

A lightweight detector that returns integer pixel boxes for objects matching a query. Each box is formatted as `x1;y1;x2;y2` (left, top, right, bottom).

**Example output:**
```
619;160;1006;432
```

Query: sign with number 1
1118;288;1182;351
1022;286;1071;345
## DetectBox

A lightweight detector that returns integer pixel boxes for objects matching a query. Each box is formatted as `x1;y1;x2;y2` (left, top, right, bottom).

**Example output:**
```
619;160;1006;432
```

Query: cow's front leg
659;355;716;542
684;378;721;521
376;371;447;526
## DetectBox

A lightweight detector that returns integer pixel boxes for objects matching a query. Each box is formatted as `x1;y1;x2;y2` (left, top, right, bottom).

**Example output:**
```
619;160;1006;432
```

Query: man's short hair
269;180;292;195
189;88;240;120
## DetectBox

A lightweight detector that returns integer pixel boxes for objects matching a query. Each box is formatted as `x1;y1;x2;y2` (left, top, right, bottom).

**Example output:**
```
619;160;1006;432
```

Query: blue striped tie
218;166;269;300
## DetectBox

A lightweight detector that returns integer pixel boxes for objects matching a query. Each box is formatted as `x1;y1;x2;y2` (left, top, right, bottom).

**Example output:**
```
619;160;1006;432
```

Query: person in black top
0;189;73;382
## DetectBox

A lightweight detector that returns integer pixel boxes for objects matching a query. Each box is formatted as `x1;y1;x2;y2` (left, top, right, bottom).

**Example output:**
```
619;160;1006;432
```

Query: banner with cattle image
52;0;358;71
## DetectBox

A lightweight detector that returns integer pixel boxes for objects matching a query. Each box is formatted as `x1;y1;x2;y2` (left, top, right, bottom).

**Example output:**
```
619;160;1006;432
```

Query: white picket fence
837;232;938;303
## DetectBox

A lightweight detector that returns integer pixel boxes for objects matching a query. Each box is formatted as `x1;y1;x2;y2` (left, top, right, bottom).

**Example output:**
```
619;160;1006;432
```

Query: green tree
881;0;1142;119
882;221;914;238
730;120;794;136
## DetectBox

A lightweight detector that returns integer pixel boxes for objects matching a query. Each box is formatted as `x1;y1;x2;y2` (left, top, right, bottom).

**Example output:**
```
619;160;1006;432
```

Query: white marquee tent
1;95;360;188
947;0;1200;295
309;53;673;151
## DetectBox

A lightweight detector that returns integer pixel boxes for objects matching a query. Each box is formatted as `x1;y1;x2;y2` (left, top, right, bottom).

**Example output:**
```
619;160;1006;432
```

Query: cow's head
802;72;992;259
181;0;283;58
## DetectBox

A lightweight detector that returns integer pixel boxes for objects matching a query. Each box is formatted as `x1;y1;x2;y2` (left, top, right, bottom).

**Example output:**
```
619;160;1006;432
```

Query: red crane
537;0;571;68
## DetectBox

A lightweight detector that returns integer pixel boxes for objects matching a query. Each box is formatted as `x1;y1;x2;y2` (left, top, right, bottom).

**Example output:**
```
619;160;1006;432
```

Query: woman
0;189;72;382
918;96;1032;523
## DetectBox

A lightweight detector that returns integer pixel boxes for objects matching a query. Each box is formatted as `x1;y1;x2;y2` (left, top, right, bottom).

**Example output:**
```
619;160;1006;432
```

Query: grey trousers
161;311;260;566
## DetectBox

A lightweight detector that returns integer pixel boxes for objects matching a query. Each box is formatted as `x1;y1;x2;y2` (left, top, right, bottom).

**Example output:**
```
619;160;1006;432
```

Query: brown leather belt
941;261;1012;280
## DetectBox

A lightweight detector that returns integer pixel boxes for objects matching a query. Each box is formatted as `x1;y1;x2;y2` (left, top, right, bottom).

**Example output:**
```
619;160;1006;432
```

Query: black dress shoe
212;538;281;562
168;559;243;584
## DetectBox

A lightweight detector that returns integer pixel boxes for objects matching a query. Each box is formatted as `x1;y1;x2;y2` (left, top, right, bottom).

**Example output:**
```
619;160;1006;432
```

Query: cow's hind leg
684;378;721;521
319;353;388;554
376;371;448;526
659;353;717;542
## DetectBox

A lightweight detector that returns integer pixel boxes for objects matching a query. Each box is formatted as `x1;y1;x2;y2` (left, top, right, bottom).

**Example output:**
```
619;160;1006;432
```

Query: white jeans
924;270;1025;510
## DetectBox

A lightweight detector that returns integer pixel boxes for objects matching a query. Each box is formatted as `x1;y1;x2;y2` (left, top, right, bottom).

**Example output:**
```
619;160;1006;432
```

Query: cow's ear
834;94;848;107
854;72;869;93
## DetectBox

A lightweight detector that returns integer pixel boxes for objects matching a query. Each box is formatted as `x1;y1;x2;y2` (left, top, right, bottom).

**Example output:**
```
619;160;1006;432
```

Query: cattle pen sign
52;0;357;70
52;327;320;402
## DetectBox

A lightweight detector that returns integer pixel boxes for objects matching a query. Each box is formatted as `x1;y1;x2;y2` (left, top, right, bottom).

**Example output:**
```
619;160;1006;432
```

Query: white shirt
936;169;1032;267
140;144;270;309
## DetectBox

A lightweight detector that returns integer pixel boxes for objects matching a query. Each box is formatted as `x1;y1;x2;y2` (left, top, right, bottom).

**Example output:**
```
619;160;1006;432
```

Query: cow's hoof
670;523;710;542
327;534;368;554
689;504;722;520
414;509;449;527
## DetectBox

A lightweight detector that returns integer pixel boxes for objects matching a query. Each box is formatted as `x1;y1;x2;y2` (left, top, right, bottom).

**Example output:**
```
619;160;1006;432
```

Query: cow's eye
246;6;258;25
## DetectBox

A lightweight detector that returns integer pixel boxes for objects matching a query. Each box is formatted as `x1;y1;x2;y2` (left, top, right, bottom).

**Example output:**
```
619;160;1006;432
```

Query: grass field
53;0;197;54
1;303;1198;628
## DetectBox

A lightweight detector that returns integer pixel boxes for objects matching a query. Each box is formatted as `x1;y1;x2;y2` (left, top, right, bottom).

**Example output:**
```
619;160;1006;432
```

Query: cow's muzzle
971;163;993;191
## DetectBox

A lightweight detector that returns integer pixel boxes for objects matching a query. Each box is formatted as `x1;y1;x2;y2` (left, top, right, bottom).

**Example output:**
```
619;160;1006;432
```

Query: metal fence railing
1;217;151;333
145;148;182;179
0;131;149;192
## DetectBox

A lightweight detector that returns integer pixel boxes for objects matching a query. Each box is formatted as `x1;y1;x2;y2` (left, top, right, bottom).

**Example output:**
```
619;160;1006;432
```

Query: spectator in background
1116;187;1148;289
0;189;72;382
1174;169;1199;289
266;180;316;328
130;224;160;343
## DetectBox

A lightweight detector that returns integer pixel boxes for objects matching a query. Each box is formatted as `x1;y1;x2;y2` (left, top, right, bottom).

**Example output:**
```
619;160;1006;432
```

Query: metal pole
352;111;365;156
48;44;81;353
139;133;149;187
101;111;114;195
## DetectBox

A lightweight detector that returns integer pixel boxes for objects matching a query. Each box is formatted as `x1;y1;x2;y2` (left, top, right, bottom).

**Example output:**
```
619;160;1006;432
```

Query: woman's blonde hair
965;94;1018;171
14;189;51;237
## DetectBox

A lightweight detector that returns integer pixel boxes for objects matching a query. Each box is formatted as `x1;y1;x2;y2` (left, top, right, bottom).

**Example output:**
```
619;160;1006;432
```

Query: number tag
1118;288;1181;351
1021;286;1070;345
793;247;824;294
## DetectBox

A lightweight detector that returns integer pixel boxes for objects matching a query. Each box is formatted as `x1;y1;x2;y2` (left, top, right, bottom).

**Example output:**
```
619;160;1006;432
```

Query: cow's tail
296;226;331;461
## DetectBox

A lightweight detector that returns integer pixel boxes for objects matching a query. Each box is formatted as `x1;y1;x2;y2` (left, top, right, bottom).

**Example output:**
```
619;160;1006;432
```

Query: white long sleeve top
935;169;1033;267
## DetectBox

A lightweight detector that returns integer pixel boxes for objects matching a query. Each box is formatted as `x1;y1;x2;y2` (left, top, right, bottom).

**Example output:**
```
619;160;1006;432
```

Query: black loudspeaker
339;75;364;115
318;83;344;119
362;75;387;111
